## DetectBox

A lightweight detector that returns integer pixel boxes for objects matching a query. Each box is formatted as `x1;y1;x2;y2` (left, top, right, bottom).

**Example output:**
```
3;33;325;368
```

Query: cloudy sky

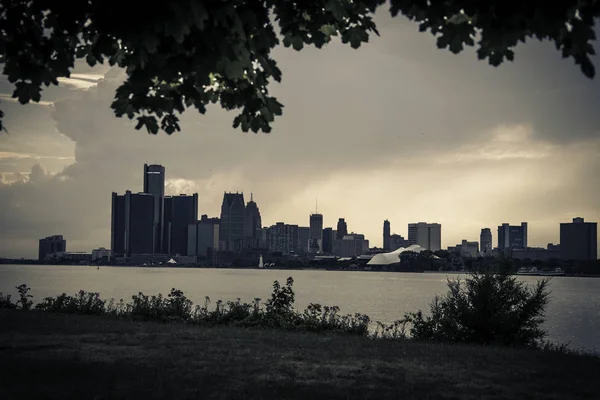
0;12;599;258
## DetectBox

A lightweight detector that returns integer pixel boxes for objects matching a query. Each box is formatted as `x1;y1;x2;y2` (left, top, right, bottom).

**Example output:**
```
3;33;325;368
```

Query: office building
91;247;111;261
188;215;220;258
266;223;298;255
111;191;156;257
336;218;348;239
322;227;334;254
39;235;66;261
560;217;597;260
309;213;323;253
498;222;528;250
164;194;198;255
383;220;391;251
332;234;369;257
408;222;441;251
448;240;479;257
219;192;246;251
297;226;309;254
143;164;165;252
480;228;492;254
243;194;262;249
389;234;409;250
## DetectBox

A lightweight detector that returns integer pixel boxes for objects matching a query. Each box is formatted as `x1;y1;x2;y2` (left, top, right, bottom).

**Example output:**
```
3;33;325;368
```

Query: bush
403;270;550;348
0;292;16;309
16;284;33;310
36;290;106;315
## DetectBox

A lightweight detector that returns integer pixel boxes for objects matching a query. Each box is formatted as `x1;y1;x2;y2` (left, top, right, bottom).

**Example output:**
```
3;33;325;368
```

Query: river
1;265;598;353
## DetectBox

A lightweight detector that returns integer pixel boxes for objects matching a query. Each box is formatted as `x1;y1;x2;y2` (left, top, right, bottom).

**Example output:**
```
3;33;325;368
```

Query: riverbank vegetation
0;270;562;350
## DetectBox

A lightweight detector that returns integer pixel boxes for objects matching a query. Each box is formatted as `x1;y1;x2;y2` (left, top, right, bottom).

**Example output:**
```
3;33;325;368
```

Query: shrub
16;284;33;310
35;290;106;315
0;292;16;309
403;270;550;348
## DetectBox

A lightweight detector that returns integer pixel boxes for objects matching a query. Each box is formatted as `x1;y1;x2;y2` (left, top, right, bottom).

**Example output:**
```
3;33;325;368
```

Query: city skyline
1;10;599;258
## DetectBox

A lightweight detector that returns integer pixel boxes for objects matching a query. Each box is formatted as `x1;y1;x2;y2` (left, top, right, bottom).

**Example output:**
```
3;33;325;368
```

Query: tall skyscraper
188;215;220;259
498;222;528;249
143;164;165;252
266;223;298;255
125;191;155;256
111;193;127;256
560;217;597;260
297;226;309;254
480;228;493;253
408;222;441;251
309;213;323;253
383;220;391;251
336;218;348;239
163;194;198;255
38;235;66;261
244;194;262;249
322;227;334;254
219;192;246;251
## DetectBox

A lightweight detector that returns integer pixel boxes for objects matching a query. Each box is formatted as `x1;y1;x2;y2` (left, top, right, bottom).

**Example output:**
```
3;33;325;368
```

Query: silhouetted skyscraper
219;192;246;251
163;194;198;255
383;220;391;251
297;226;309;254
408;222;441;251
125;191;155;256
480;228;492;253
498;222;527;250
560;217;597;260
322;227;334;254
143;164;165;252
309;213;323;253
244;193;262;249
188;215;220;259
38;235;66;261
336;218;348;239
111;193;127;256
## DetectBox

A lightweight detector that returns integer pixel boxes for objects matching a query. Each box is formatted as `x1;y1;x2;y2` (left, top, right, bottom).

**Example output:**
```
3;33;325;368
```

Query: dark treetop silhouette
0;0;597;134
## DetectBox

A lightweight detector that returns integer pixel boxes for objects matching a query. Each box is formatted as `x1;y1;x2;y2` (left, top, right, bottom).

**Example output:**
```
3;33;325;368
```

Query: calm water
1;265;599;353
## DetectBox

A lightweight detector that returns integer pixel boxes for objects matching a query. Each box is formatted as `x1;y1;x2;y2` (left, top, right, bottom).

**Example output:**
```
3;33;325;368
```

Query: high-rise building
244;194;262;249
188;215;220;259
560;217;597;260
498;222;527;250
297;226;309;254
125;191;155;256
38;235;66;261
219;192;246;251
448;240;479;257
111;193;127;256
309;213;323;253
408;222;441;251
322;227;334;254
163;194;198;255
383;220;391;251
480;228;493;254
336;218;348;239
143;164;165;252
389;234;409;251
332;234;369;257
266;223;298;255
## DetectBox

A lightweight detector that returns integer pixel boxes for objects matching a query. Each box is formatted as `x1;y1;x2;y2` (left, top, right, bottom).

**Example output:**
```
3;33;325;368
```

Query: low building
46;252;92;263
448;240;479;258
389;234;409;251
91;247;111;261
512;247;562;261
332;234;369;258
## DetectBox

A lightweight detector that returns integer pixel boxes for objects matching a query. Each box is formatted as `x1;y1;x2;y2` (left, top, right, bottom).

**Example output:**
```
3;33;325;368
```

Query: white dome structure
367;245;429;265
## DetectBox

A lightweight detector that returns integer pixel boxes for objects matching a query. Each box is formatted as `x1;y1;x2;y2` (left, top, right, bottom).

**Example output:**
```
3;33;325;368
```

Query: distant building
91;247;111;261
162;194;198;255
219;192;246;252
297;226;309;254
111;191;156;257
322;227;334;254
188;215;220;259
498;222;528;250
448;240;479;257
111;192;127;256
266;223;298;255
408;222;441;251
46;252;92;263
39;235;66;261
560;217;597;260
336;218;348;239
389;234;409;251
383;220;391;251
480;228;492;254
243;194;262;249
513;247;561;261
143;164;165;252
309;214;323;253
333;234;369;257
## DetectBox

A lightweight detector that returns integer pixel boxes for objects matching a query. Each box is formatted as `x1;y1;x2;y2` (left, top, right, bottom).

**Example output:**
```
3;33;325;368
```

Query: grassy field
0;309;598;400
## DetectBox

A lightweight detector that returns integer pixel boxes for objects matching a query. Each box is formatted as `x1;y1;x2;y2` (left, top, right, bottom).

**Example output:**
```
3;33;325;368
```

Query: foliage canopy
0;0;598;133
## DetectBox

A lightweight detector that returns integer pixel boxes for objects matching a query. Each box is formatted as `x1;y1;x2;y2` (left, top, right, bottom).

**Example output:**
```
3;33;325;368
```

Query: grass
1;310;599;399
